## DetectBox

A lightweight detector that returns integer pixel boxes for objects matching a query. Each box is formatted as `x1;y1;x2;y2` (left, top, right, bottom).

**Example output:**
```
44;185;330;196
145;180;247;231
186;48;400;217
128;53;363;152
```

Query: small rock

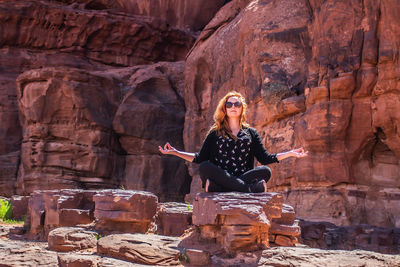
185;248;210;266
58;254;98;267
156;202;192;236
48;227;97;252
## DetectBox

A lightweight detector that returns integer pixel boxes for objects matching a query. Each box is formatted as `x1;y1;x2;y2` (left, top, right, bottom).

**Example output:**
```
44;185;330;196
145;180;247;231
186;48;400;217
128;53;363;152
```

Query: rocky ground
2;190;400;267
0;224;399;267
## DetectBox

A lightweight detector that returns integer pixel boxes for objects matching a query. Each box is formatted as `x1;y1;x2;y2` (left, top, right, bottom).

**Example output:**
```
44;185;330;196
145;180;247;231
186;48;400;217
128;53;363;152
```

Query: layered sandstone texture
0;0;231;201
300;220;400;254
181;192;300;255
53;0;229;32
183;0;400;227
24;189;158;240
93;189;158;234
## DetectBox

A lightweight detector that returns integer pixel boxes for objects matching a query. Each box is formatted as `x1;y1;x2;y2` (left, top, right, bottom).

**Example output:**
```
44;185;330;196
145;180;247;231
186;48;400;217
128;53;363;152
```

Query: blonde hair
208;91;250;140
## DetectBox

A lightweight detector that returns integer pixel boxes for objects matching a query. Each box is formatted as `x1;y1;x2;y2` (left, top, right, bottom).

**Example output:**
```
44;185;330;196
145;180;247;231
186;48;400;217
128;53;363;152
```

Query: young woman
159;91;308;193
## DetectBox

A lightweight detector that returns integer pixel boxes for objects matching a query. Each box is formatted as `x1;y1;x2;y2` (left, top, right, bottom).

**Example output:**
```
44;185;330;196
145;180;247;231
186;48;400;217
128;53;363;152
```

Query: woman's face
225;96;243;119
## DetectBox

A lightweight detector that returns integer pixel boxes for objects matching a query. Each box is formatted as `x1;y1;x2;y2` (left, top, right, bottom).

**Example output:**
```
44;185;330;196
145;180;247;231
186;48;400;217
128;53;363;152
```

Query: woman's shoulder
204;128;218;140
243;126;257;134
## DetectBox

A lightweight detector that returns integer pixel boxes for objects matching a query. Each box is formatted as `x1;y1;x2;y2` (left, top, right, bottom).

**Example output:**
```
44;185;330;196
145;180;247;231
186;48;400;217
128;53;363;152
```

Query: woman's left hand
290;147;308;158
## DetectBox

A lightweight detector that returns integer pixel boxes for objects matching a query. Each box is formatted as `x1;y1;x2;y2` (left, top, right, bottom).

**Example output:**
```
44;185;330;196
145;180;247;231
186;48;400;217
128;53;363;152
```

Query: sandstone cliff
0;0;399;227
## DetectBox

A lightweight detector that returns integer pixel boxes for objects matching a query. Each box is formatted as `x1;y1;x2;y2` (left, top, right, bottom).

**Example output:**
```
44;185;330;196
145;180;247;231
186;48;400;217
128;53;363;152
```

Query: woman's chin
227;113;241;119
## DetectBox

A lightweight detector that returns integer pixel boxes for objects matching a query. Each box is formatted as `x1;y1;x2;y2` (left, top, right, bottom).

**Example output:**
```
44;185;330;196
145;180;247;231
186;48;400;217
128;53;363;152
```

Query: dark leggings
199;161;272;193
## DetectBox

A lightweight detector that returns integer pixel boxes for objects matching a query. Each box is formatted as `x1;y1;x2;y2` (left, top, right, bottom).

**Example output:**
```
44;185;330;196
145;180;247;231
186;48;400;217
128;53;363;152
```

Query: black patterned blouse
192;127;279;177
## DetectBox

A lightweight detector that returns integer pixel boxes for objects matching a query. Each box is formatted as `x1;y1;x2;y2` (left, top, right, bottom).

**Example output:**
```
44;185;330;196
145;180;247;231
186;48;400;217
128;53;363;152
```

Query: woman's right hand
158;142;177;155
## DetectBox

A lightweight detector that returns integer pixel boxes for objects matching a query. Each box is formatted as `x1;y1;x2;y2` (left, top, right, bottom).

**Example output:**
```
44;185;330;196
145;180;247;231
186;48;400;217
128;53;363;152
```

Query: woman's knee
256;166;272;181
199;161;213;177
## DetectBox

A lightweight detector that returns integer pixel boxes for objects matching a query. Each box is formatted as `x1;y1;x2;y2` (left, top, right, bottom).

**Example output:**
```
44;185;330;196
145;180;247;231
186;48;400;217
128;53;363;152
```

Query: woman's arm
158;143;195;162
159;131;215;164
276;147;308;161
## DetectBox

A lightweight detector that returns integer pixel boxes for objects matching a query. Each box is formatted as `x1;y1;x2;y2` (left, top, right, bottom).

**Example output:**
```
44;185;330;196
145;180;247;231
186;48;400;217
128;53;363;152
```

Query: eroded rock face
184;0;400;227
300;220;400;255
0;0;196;198
52;0;228;32
16;68;123;193
113;62;191;202
0;1;194;66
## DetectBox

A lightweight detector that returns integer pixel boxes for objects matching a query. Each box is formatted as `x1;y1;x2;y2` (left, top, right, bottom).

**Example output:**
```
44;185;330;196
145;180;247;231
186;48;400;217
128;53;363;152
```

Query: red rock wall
52;0;229;32
1;0;400;226
184;0;400;227
0;0;223;200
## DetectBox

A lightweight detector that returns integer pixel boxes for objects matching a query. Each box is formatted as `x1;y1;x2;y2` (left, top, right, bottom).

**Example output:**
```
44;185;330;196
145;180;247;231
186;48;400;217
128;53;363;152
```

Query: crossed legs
199;161;271;193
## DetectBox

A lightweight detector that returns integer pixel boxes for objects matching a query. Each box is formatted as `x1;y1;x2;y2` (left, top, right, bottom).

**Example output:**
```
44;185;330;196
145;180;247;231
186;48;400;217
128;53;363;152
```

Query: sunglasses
225;101;242;108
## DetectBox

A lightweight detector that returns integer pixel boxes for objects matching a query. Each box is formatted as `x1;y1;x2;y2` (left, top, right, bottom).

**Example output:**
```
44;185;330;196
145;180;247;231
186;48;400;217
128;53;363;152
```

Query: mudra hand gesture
289;147;308;158
158;142;177;155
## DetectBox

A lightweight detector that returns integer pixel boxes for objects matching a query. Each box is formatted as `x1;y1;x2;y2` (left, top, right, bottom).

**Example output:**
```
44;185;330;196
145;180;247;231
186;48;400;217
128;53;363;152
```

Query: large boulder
16;68;123;193
93;189;158;234
188;192;285;253
183;0;400;228
48;227;97;252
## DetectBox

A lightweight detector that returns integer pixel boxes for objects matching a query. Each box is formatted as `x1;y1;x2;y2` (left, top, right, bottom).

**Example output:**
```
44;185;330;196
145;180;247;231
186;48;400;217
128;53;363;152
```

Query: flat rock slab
58;253;147;267
97;233;181;266
258;247;400;267
193;192;284;225
48;227;97;252
0;237;58;266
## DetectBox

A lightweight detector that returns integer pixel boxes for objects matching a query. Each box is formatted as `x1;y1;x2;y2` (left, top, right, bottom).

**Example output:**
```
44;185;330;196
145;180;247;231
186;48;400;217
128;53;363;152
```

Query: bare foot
262;180;267;192
205;179;210;192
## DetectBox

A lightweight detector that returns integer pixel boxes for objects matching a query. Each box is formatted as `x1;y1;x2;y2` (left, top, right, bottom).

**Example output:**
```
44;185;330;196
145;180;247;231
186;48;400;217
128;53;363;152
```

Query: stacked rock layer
189;192;300;253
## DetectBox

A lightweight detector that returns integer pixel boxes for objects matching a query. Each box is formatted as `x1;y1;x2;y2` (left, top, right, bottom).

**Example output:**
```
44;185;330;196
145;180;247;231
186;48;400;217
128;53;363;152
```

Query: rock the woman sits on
159;91;308;193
